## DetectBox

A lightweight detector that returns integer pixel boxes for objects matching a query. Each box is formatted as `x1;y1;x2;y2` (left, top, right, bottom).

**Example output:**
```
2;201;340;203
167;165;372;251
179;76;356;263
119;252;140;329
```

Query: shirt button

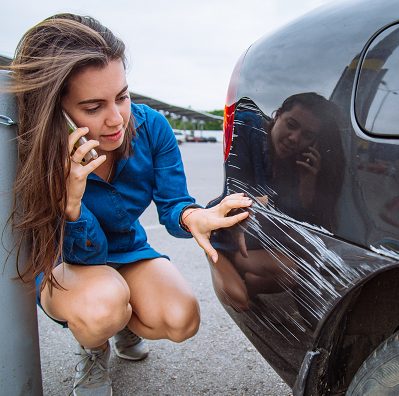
77;227;84;232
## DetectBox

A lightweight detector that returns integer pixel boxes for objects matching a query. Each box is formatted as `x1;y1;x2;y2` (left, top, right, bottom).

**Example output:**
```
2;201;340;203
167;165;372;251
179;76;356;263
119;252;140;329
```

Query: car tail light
223;51;246;162
223;103;235;162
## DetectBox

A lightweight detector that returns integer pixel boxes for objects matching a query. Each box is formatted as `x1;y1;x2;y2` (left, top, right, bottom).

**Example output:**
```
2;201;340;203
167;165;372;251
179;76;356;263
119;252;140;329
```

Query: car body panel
208;0;399;394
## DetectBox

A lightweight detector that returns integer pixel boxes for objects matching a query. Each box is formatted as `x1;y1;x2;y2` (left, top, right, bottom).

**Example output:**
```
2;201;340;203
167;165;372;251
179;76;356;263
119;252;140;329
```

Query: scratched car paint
207;1;399;395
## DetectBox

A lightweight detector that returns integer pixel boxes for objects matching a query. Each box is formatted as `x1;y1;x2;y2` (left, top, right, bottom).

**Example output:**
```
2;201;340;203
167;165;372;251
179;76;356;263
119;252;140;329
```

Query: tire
346;331;399;395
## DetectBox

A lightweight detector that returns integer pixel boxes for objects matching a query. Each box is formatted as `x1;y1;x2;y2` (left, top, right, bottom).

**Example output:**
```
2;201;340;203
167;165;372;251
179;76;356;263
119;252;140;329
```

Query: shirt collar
131;102;146;129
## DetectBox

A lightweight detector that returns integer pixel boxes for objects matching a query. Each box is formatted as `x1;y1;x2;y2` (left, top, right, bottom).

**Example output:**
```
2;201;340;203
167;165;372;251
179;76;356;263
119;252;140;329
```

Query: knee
70;277;131;338
164;294;201;343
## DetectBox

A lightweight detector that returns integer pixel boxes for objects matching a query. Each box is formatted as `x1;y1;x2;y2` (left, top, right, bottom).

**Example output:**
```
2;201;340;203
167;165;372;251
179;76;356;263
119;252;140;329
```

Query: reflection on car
207;0;399;395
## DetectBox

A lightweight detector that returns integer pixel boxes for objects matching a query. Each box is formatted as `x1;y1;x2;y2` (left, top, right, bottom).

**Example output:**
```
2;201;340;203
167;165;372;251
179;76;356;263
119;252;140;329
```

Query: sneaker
72;341;112;396
113;326;149;361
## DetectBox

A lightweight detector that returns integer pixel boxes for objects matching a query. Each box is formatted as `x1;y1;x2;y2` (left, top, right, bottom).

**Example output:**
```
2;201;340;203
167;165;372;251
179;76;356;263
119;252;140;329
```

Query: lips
102;129;123;142
280;141;295;155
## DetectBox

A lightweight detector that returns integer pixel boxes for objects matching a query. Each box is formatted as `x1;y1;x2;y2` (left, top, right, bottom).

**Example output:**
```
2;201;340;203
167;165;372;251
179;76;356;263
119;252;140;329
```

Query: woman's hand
296;145;321;208
182;193;252;263
66;127;106;221
234;195;269;258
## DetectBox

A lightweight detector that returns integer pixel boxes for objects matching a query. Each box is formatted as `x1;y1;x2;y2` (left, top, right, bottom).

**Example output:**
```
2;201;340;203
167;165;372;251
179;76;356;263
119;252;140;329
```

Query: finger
77;154;107;176
219;196;252;213
193;232;218;263
257;195;269;206
68;127;90;154
304;152;317;164
308;146;321;158
217;211;249;229
296;160;314;170
221;192;245;200
71;140;100;163
296;160;319;174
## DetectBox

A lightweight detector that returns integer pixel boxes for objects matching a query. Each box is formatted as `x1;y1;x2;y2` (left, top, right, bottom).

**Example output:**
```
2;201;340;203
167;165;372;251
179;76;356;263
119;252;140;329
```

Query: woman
228;93;345;229
7;14;252;396
211;93;345;309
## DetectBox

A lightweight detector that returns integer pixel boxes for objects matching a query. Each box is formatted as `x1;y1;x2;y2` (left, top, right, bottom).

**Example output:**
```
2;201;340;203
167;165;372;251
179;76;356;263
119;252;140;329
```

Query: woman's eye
117;94;130;102
85;107;100;114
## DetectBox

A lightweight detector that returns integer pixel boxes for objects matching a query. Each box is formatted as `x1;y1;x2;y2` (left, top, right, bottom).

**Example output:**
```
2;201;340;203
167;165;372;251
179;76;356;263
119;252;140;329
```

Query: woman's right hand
66;127;106;221
234;195;268;258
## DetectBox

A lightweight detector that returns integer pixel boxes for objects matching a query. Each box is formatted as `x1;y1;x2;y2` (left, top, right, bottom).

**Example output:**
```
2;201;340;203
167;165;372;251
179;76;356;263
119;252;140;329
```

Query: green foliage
208;109;224;117
166;109;224;130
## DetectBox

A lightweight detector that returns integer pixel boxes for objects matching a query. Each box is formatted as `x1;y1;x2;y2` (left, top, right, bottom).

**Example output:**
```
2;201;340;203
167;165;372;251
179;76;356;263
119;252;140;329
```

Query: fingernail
212;255;218;263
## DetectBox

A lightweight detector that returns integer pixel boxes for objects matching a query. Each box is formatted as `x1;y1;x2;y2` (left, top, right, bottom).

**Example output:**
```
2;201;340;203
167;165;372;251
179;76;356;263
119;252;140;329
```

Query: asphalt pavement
38;142;291;395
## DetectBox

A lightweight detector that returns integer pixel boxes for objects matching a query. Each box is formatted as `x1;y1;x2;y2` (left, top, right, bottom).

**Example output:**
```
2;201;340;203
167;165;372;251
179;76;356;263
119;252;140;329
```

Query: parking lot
38;142;291;395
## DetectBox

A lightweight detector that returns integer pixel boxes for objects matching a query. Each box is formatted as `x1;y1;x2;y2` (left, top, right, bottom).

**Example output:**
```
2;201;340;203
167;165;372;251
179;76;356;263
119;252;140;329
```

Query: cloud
0;0;336;110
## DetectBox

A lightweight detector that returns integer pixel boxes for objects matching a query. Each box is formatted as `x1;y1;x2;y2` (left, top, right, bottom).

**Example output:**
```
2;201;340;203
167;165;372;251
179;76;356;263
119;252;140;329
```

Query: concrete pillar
0;70;43;395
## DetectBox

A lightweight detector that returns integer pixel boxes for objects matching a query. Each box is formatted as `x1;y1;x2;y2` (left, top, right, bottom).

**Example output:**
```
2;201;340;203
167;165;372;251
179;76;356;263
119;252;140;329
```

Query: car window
355;24;399;136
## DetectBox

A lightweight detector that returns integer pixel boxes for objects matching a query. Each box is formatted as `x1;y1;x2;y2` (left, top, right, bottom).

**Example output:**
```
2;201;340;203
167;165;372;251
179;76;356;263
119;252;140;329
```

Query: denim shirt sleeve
145;108;200;238
63;202;108;264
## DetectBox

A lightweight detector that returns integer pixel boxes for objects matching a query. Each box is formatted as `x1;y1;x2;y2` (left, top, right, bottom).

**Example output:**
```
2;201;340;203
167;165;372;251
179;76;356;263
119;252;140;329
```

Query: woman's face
61;59;131;155
271;104;321;159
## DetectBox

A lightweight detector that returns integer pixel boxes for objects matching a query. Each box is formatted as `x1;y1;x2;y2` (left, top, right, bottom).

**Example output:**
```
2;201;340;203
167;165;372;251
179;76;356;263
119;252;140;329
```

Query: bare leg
40;263;132;348
118;258;200;343
234;249;298;294
209;252;250;312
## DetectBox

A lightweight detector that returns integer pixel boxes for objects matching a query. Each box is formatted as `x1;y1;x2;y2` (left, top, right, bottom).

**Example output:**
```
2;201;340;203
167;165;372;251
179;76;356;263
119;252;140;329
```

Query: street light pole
0;70;43;395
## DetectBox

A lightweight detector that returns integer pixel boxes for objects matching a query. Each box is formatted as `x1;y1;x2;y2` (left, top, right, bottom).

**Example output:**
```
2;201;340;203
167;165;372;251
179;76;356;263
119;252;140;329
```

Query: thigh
118;258;198;327
234;249;297;277
40;263;130;323
210;253;249;311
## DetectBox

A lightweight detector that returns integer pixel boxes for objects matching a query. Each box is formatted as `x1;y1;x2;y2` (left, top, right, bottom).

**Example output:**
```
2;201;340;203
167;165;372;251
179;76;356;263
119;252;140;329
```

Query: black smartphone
63;110;98;164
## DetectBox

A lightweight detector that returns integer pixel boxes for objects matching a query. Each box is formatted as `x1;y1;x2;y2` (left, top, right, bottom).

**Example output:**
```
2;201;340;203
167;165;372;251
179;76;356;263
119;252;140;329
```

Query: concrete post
0;70;43;395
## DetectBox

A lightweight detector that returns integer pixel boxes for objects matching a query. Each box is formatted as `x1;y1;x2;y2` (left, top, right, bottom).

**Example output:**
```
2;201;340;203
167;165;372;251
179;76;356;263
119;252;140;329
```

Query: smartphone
63;110;98;164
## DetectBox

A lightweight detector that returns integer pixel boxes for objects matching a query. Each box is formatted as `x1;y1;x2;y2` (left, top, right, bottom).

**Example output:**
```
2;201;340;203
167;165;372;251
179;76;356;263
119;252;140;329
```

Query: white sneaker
72;340;112;396
113;326;149;361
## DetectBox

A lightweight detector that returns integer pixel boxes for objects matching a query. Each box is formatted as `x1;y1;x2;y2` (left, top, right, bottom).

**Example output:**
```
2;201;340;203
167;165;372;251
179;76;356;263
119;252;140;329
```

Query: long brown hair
6;13;134;289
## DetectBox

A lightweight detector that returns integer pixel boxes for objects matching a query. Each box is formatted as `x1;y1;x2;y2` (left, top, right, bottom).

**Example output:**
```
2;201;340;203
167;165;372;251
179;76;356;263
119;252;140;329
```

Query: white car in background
173;130;185;145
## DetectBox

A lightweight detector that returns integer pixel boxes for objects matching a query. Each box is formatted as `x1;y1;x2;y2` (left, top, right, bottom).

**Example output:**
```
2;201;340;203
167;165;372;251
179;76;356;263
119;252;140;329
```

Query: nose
287;129;301;145
105;105;124;127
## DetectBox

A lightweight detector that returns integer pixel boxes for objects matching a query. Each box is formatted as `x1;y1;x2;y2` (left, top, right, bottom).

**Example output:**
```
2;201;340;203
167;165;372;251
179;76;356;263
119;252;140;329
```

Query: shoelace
69;350;108;396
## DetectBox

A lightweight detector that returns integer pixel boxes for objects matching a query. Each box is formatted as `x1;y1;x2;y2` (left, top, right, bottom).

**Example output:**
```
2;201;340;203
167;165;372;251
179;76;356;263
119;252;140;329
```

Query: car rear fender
303;266;399;395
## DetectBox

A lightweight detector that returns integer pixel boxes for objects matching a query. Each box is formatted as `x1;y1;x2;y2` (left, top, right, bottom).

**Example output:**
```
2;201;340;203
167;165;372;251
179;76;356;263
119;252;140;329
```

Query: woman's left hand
182;193;252;263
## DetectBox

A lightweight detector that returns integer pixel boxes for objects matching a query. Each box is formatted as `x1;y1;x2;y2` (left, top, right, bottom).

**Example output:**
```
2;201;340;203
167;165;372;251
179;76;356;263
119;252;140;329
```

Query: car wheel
346;331;399;395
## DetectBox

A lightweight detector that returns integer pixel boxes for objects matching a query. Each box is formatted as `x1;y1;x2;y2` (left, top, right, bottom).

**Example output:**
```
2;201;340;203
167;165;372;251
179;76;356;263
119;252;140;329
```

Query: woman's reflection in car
211;93;345;312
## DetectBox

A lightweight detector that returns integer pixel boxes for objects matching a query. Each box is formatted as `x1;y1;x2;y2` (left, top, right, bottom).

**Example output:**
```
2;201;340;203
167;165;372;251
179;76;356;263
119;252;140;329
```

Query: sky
1;0;338;111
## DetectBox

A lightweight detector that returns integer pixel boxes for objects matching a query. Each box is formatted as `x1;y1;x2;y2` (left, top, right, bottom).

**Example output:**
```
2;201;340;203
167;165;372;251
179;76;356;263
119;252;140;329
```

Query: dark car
207;1;399;395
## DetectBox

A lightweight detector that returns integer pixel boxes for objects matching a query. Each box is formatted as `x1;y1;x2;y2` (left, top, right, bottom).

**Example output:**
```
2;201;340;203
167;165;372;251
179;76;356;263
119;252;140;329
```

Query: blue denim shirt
62;103;196;265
